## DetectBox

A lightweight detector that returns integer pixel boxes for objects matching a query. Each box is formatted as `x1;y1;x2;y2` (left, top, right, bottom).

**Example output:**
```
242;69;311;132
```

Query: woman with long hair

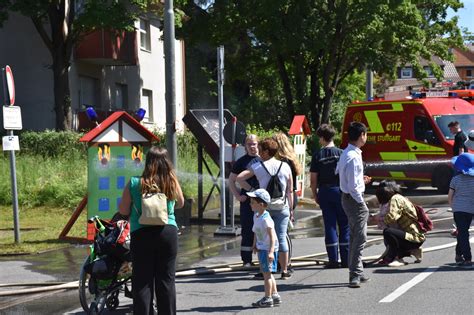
119;146;184;315
272;132;302;214
237;138;293;279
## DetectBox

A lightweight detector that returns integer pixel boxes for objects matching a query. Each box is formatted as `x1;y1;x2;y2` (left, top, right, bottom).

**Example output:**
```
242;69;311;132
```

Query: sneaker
281;271;292;280
360;275;371;283
272;293;282;306
324;261;340;269
243;262;252;268
455;255;464;265
388;258;407;267
410;248;423;263
457;261;473;269
348;276;361;288
252;296;273;308
253;273;264;280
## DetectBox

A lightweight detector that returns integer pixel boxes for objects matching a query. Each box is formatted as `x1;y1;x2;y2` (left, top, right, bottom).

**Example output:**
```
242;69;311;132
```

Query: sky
449;0;474;34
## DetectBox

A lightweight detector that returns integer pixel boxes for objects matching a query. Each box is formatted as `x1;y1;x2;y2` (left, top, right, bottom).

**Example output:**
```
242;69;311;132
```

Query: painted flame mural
131;144;143;164
98;144;111;165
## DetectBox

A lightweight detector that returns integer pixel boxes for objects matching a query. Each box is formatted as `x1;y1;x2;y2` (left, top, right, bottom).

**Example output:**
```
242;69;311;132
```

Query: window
78;76;99;108
115;84;128;109
414;116;440;145
139;18;151;51
424;66;434;77
467;69;473;78
401;67;412;79
141;89;153;122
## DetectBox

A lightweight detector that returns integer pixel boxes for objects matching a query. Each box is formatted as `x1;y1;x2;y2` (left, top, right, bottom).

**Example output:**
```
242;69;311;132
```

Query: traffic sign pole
2;66;20;243
8;129;20;243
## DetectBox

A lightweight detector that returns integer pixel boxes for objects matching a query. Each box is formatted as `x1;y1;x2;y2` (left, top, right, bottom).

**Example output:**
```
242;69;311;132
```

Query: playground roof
79;111;159;143
288;115;311;135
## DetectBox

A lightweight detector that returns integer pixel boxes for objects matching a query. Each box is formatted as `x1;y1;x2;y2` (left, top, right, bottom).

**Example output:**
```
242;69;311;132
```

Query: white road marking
379;266;439;303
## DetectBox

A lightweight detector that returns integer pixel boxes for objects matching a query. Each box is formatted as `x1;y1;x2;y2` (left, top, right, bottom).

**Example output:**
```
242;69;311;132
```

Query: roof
79;111;159;143
443;60;461;82
403;56;445;67
288;115;311;135
452;46;474;67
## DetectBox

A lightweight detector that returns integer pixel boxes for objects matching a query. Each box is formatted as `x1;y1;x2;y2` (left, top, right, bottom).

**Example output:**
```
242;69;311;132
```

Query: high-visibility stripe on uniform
241;246;253;251
326;242;338;247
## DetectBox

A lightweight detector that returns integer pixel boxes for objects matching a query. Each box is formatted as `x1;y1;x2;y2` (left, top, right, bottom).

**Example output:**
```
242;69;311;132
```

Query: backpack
413;204;433;233
132;180;169;226
134;191;168;225
260;161;286;210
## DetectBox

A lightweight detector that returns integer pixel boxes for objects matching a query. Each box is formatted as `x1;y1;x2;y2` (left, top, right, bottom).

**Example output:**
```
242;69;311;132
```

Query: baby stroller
79;215;132;314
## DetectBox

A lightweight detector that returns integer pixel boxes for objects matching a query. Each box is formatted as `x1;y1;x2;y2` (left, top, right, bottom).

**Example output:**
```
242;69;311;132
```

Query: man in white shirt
336;122;371;288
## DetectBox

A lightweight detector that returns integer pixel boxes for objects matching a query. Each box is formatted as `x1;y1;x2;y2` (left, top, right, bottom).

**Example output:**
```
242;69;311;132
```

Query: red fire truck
341;92;474;192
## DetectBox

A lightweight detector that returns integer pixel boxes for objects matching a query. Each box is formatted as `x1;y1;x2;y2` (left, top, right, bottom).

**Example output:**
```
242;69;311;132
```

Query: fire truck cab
341;92;474;192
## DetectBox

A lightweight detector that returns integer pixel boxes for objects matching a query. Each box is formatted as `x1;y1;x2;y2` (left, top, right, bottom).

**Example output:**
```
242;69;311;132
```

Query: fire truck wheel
404;181;420;191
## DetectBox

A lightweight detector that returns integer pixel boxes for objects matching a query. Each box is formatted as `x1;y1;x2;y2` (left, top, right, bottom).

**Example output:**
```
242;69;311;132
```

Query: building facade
0;12;186;132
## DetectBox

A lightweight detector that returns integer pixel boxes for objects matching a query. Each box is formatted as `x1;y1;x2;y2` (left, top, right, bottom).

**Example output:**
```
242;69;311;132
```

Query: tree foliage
0;0;149;130
177;0;464;130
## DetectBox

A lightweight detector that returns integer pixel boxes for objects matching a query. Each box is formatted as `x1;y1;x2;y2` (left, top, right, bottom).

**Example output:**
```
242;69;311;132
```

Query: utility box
79;111;158;223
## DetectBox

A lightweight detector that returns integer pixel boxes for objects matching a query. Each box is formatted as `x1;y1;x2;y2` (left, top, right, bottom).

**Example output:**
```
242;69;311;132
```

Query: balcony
75;29;138;66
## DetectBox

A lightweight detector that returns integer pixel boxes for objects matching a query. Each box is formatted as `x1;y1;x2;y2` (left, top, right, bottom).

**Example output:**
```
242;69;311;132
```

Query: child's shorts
258;250;279;273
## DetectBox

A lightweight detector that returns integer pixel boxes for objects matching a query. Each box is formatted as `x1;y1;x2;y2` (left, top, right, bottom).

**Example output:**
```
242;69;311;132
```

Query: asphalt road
1;189;473;314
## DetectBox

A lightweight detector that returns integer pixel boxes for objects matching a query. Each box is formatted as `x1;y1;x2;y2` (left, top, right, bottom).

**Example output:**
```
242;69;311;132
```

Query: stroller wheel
106;290;120;310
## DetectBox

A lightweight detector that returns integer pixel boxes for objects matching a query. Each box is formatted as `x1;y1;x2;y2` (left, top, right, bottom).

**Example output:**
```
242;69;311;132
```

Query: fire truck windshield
434;114;474;140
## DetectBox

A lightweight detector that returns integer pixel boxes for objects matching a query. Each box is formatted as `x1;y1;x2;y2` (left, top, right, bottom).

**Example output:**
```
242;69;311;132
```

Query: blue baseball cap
452;153;474;176
246;189;271;204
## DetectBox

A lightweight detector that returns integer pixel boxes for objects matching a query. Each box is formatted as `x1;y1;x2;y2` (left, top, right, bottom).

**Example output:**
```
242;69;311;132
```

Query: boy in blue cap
247;188;281;307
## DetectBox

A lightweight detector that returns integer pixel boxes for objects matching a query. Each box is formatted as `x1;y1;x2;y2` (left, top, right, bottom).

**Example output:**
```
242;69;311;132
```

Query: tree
177;0;464;130
0;0;149;130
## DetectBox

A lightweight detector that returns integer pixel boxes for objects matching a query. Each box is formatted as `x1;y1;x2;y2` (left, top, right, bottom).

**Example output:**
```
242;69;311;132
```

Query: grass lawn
0;205;88;255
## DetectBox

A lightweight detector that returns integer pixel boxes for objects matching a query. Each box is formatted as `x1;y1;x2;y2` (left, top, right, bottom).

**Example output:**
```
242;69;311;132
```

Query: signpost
2;65;21;243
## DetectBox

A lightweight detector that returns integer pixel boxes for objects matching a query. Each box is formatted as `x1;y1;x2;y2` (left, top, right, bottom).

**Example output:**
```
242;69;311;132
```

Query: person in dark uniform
448;121;467;156
229;134;261;266
310;124;349;268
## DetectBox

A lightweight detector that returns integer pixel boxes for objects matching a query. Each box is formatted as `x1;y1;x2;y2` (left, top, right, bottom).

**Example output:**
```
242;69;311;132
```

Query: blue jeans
270;208;290;252
454;211;473;261
318;186;349;265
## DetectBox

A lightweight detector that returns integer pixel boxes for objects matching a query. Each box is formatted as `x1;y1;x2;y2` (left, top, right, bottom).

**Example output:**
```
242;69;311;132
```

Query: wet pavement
1;190;469;314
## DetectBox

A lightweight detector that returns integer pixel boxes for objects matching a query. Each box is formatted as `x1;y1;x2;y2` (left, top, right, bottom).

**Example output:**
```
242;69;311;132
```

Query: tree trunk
276;53;295;118
48;1;73;131
52;56;72;131
321;93;334;124
309;66;321;130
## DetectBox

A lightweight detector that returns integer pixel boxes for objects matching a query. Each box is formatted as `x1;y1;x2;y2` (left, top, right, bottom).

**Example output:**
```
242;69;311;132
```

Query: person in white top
237;138;293;280
336;121;371;288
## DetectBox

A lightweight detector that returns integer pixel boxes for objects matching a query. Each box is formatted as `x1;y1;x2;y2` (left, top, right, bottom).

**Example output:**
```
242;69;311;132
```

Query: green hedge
18;130;87;157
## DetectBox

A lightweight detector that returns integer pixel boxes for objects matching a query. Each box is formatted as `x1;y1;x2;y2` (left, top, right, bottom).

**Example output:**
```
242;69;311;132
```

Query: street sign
3;65;15;106
2;135;20;151
3;106;22;130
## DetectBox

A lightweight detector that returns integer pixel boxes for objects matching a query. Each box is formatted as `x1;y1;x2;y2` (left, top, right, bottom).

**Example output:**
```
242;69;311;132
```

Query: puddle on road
0;216;329;280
